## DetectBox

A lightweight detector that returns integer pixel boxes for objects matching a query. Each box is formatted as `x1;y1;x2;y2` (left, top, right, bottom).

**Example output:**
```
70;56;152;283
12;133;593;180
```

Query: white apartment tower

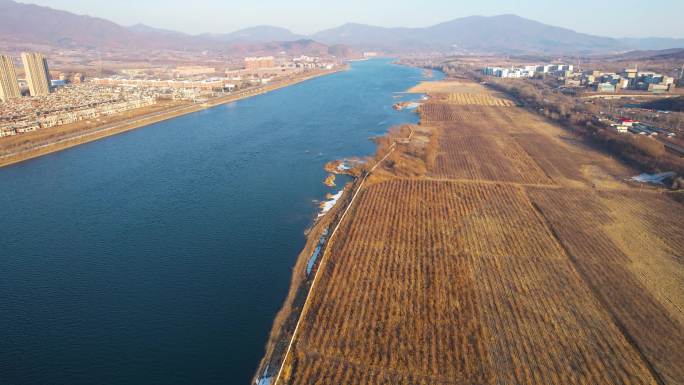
21;52;51;96
0;55;21;102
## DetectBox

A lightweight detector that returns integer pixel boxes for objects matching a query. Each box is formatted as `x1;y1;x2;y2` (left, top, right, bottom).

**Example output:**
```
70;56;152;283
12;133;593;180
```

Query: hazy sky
21;0;684;38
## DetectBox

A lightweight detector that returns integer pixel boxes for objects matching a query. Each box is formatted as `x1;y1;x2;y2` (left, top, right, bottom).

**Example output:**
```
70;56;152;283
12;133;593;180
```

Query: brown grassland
268;79;684;385
432;93;515;107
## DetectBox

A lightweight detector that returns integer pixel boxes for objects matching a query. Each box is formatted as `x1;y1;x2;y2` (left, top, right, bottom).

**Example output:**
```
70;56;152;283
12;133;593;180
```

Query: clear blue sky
22;0;684;38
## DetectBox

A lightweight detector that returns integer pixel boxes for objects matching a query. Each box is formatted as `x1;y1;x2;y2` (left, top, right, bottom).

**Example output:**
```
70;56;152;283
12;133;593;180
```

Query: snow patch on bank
318;190;344;218
256;365;272;385
306;228;329;276
629;172;675;185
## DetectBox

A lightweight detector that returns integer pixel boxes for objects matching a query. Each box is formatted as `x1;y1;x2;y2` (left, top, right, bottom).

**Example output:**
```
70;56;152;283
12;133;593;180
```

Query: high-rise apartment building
244;56;275;71
21;52;51;96
0;55;21;102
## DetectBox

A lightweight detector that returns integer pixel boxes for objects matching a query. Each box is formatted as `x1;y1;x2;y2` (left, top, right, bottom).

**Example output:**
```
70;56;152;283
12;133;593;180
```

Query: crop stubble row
278;81;682;385
527;187;684;384
284;180;660;385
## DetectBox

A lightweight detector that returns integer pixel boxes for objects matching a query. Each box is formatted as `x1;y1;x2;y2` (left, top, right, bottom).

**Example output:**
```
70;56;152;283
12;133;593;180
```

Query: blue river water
0;59;438;385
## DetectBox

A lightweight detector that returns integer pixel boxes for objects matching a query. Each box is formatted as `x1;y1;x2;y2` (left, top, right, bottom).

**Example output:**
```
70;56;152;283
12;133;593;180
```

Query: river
0;59;437;385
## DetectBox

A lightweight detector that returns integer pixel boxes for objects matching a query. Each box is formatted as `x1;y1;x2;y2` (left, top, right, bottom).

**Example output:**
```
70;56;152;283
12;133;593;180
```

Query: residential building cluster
484;64;574;78
575;69;677;93
171;66;217;77
1;52;340;138
244;56;276;71
0;52;52;102
483;62;677;94
91;77;236;92
86;56;338;105
292;55;335;70
602;117;677;138
0;84;156;137
224;56;336;85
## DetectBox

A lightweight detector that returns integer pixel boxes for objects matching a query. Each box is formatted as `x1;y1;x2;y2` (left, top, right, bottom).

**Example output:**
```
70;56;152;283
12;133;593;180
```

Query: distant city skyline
17;0;684;39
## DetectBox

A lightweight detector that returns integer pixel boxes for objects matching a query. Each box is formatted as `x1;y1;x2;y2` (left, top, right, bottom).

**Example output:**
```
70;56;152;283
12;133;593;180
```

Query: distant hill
614;48;684;60
617;37;684;51
420;15;619;53
203;26;306;43
313;23;418;51
327;44;355;58
0;0;334;56
127;24;190;39
0;0;218;51
224;39;331;57
1;0;137;48
0;0;682;55
312;15;683;54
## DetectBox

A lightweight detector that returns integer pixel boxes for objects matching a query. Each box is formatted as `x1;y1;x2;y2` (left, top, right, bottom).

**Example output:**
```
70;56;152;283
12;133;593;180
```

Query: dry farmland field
268;80;684;385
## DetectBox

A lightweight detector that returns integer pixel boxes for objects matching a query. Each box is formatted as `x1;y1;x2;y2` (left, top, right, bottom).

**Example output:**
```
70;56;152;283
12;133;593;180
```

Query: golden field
275;79;684;385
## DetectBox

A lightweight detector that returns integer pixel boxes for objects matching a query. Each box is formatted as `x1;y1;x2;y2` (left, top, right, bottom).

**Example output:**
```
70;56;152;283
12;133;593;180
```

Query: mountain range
1;0;683;55
200;26;306;43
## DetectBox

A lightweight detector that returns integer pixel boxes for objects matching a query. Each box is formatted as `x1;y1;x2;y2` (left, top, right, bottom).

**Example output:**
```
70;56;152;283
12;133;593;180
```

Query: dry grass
283;180;660;385
418;103;552;185
435;93;515;106
597;190;684;326
408;80;488;94
432;133;552;184
372;124;439;178
528;187;684;384
272;79;683;385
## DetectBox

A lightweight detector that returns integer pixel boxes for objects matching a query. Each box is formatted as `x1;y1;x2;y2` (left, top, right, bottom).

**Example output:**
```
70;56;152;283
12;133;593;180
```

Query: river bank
0;68;343;168
252;69;438;385
1;59;428;385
